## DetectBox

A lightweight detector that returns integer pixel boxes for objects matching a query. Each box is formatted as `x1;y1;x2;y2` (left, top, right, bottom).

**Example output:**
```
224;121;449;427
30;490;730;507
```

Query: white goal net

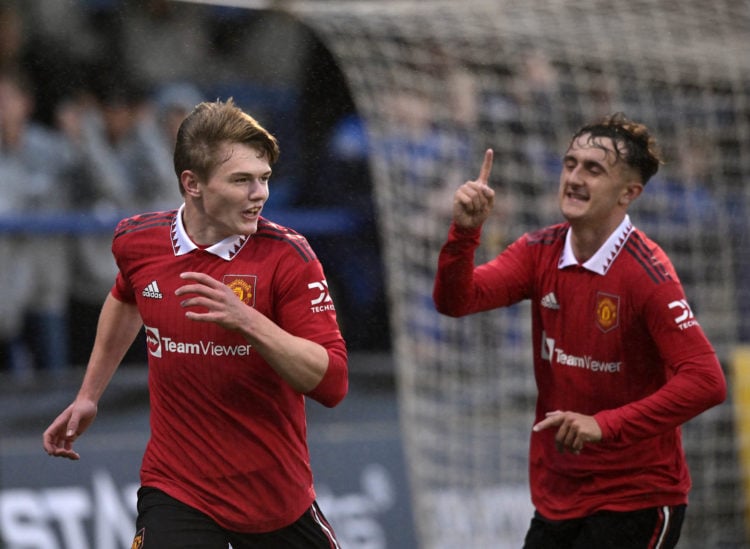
288;1;750;547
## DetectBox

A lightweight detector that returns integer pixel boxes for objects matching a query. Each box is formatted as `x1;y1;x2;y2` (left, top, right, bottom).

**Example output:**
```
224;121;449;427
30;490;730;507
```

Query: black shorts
522;505;686;549
132;486;340;549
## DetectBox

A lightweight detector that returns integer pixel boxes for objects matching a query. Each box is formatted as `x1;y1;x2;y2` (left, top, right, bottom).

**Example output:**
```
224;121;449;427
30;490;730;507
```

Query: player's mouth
565;188;589;201
242;205;262;219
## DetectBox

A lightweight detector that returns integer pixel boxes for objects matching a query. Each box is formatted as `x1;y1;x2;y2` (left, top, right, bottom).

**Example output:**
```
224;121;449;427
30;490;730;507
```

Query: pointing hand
453;149;495;229
533;410;602;454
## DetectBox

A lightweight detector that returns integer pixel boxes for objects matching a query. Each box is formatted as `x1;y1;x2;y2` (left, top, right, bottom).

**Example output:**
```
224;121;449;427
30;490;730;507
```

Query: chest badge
223;274;257;306
595;292;620;333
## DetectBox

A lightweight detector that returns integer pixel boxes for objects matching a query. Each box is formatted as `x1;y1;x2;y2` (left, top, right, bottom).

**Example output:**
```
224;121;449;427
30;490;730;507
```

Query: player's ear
619;180;643;206
181;170;201;197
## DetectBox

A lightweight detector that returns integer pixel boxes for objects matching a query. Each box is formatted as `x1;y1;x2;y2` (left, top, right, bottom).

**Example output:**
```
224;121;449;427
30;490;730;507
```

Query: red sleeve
433;222;531;316
595;283;727;442
274;252;348;407
110;224;136;304
110;271;136;304
595;354;726;443
306;342;348;407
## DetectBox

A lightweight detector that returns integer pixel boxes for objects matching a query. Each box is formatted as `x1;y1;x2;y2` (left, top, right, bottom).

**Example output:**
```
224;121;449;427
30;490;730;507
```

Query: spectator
154;81;205;150
59;74;179;365
0;68;76;378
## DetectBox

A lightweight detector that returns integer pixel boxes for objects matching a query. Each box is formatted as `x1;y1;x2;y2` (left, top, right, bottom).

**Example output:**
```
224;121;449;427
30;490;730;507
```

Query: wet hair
570;112;663;184
173;98;280;192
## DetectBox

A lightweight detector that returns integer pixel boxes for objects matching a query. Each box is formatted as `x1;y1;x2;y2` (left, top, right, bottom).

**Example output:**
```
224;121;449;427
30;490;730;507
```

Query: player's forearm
595;352;726;443
239;308;331;393
434;223;481;316
77;293;143;403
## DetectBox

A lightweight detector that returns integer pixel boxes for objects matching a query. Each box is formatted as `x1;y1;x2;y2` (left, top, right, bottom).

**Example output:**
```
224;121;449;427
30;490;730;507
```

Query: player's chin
238;217;260;236
559;201;587;221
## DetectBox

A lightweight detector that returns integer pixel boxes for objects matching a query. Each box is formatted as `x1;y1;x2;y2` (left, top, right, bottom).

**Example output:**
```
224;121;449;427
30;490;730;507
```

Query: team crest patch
223;274;257;306
595;292;620;333
131;528;145;549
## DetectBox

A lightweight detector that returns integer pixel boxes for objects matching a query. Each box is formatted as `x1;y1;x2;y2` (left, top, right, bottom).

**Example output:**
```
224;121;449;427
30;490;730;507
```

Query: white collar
558;215;634;275
171;204;249;261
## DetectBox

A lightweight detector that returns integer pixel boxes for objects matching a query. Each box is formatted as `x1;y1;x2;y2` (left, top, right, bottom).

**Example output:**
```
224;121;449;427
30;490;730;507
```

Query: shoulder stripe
255;220;316;262
115;210;176;239
624;234;672;284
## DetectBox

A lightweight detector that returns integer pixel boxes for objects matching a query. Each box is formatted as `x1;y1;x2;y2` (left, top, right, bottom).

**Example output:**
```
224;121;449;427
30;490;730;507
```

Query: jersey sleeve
272;248;348;407
595;281;726;443
110;222;137;304
433;222;533;316
110;271;136;303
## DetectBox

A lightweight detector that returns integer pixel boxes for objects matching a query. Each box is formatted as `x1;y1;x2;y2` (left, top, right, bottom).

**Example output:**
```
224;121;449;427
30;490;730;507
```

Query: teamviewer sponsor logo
143;325;252;358
142;280;163;299
540;331;621;373
145;325;162;358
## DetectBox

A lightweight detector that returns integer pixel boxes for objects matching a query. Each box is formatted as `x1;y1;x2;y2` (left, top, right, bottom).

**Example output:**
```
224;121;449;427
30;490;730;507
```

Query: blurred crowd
6;0;745;384
0;0;390;380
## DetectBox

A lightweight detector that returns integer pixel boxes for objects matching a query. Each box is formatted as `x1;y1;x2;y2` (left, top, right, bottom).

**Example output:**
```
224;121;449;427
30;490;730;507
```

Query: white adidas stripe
654;505;670;549
311;503;341;549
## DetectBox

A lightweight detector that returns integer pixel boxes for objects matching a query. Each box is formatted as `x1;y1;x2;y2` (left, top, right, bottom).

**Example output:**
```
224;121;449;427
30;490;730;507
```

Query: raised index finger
477;148;494;185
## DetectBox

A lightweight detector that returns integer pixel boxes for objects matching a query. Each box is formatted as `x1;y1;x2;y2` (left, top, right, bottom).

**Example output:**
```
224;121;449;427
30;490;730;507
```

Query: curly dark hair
570;112;663;184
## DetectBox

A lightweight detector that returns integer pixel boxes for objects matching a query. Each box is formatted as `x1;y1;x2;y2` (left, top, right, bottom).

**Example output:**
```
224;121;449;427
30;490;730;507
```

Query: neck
181;203;222;247
568;215;625;263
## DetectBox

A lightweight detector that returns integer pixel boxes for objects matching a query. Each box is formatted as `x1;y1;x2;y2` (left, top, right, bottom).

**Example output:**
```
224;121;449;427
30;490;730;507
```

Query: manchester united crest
595;292;620;333
223;274;257;306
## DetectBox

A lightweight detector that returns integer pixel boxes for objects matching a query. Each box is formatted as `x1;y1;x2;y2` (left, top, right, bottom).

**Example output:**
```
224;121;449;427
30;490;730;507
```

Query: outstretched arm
435;148;512;317
42;294;142;459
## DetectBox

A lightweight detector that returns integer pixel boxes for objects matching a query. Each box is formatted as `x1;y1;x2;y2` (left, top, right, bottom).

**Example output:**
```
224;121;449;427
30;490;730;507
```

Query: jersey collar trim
558;215;634;275
171;204;248;261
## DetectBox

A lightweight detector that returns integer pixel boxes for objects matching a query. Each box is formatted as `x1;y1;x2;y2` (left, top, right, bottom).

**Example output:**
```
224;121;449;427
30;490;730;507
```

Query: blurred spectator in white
146;81;205;193
0;68;76;378
58;73;182;365
155;81;204;149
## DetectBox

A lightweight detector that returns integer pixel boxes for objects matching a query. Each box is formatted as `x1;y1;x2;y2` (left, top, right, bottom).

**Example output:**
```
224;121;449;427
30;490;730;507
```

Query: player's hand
453;148;495;230
532;410;602;454
176;271;251;332
42;399;98;460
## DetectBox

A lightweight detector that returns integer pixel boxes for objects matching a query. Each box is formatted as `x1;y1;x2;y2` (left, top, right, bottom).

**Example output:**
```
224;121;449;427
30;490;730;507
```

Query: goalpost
284;1;750;546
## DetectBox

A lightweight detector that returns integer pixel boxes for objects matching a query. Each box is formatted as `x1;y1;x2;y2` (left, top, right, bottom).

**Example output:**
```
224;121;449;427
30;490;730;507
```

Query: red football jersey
110;207;348;532
434;216;725;520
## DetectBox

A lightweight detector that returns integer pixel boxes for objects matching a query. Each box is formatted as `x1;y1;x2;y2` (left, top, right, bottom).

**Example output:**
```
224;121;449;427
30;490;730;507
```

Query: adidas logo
142;280;163;299
541;292;560;310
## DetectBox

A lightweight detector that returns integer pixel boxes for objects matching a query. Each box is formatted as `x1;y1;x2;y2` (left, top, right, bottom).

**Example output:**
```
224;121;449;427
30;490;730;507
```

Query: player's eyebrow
562;153;611;175
232;169;273;178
